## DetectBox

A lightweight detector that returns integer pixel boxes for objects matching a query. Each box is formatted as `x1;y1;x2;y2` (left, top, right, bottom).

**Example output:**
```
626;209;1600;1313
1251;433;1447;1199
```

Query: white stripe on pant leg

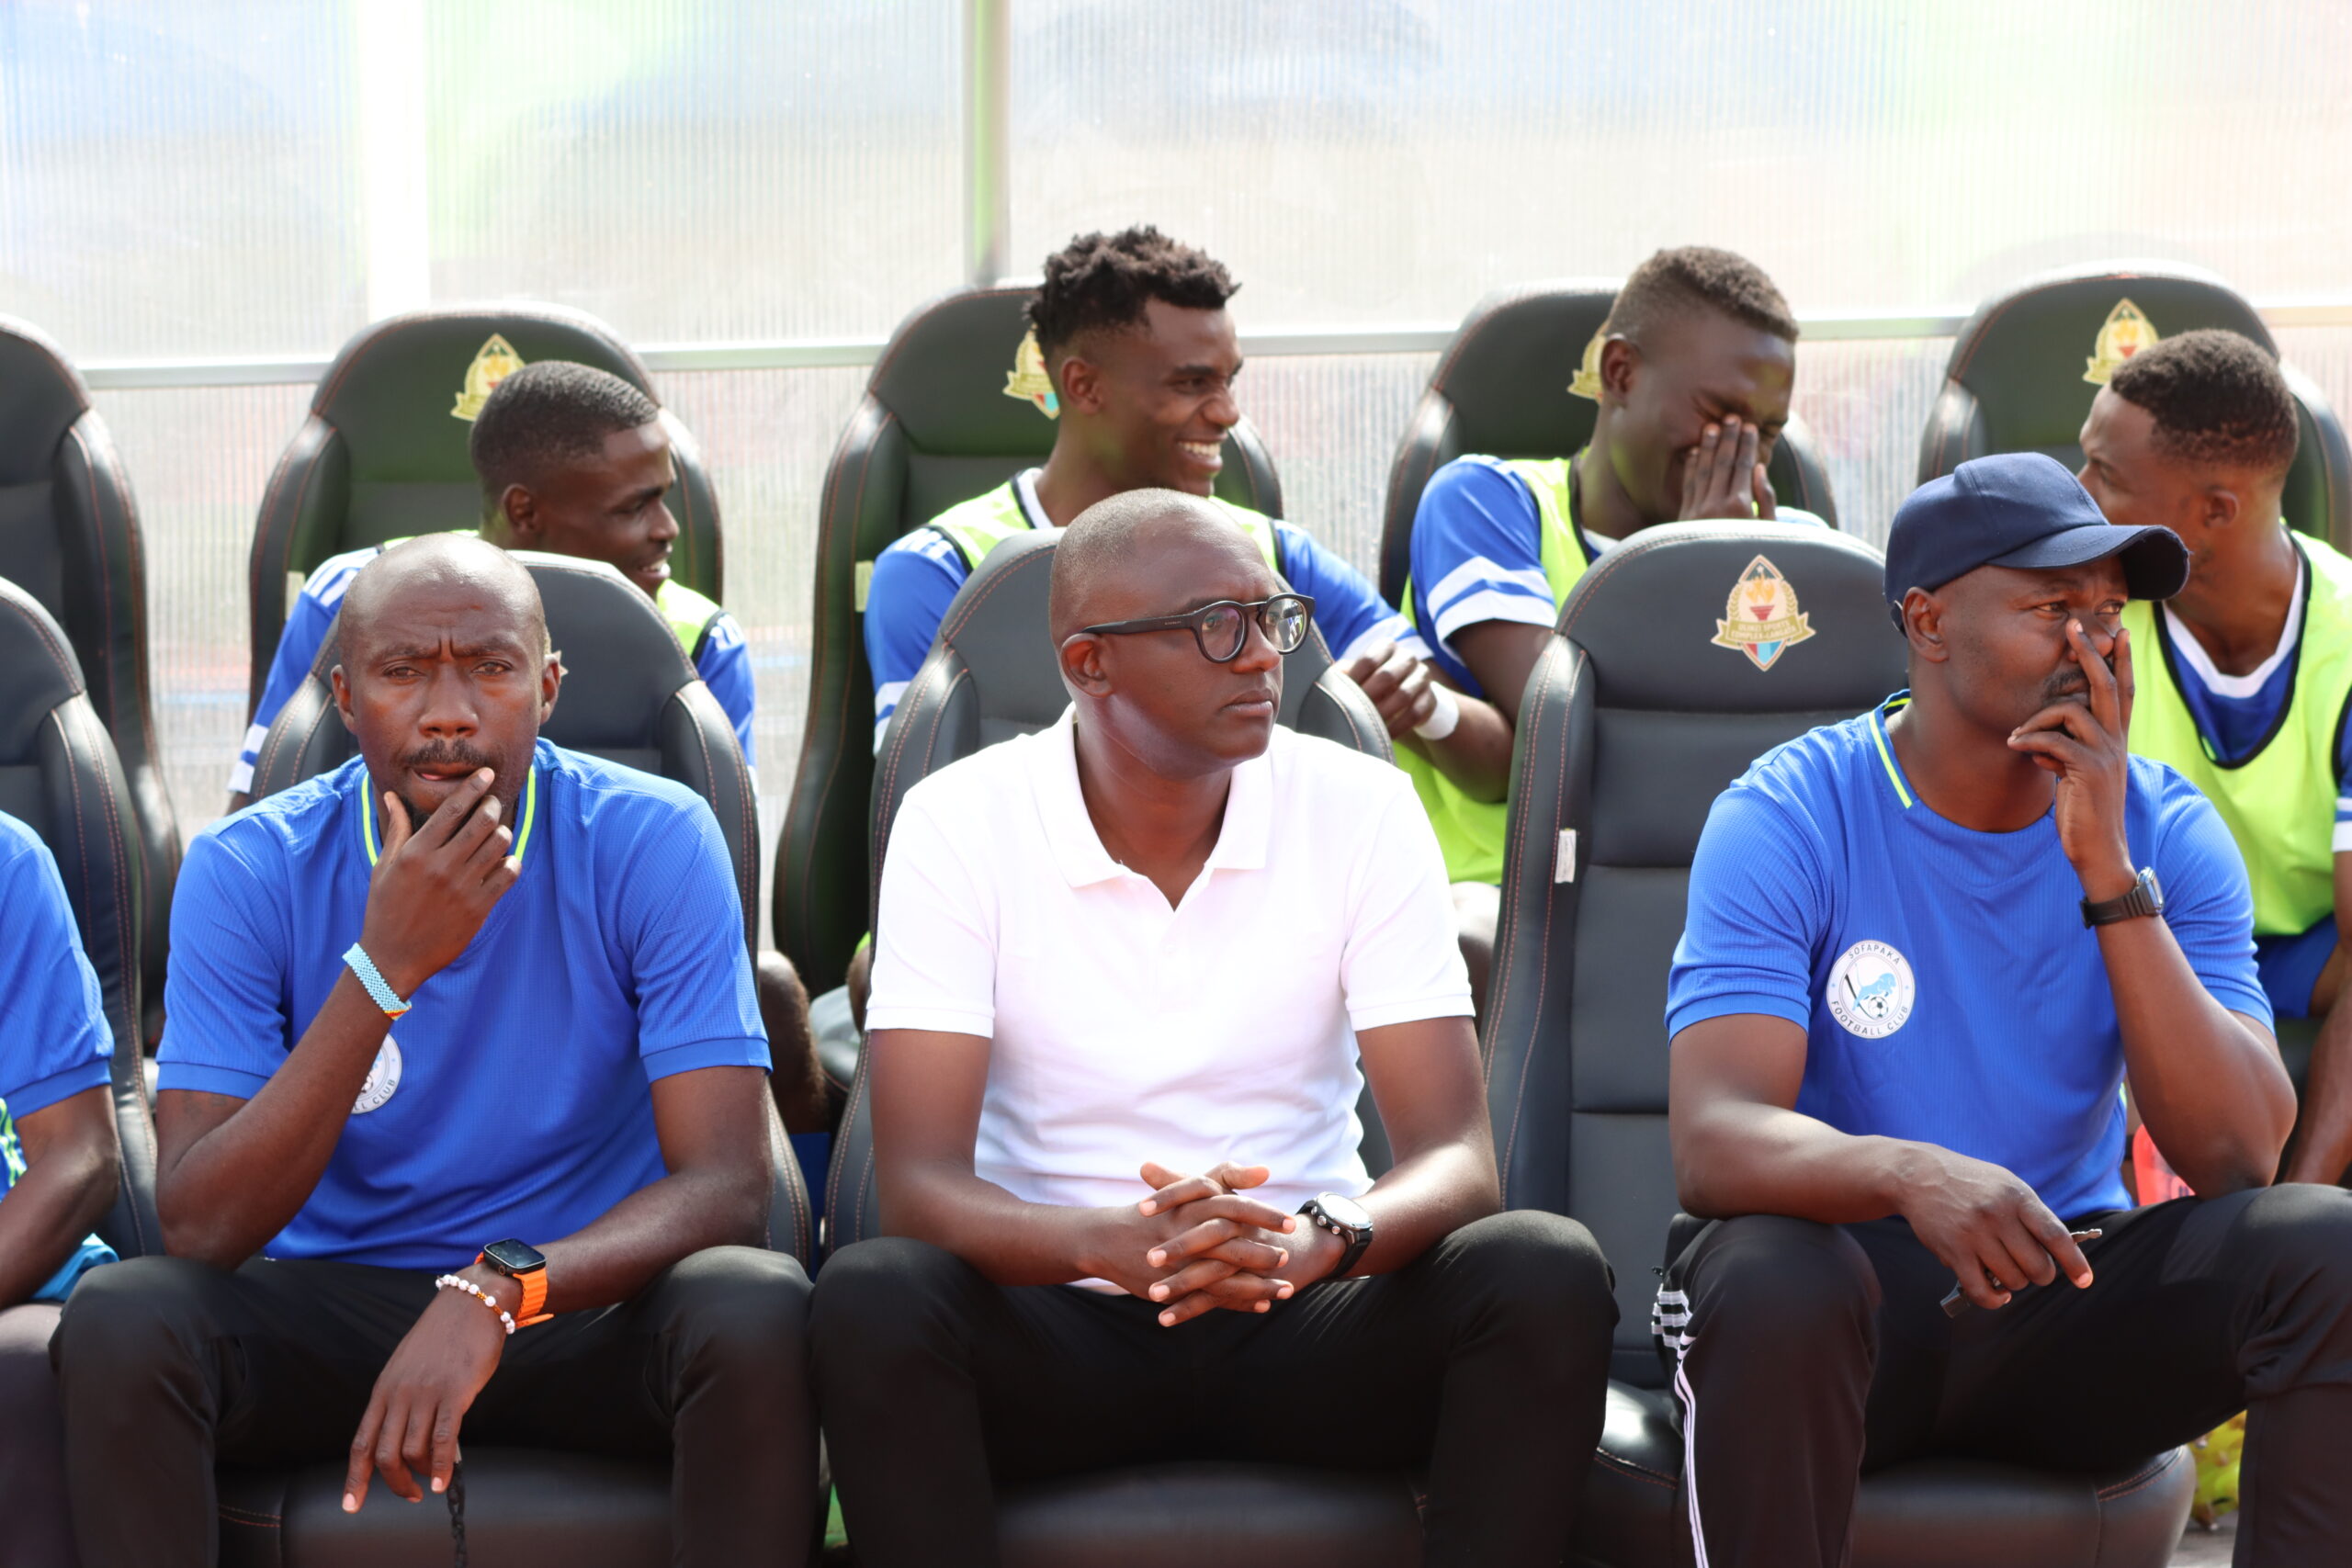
1675;1351;1711;1568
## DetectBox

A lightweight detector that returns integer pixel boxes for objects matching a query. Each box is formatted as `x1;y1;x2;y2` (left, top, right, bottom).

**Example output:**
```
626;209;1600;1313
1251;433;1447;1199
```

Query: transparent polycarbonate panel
422;0;961;344
656;366;869;929
0;3;362;358
1788;337;1956;548
90;384;318;836
1238;353;1436;580
1007;0;2352;328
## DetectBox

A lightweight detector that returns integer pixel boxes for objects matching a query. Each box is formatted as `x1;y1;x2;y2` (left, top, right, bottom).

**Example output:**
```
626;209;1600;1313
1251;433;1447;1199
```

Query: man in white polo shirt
809;490;1617;1566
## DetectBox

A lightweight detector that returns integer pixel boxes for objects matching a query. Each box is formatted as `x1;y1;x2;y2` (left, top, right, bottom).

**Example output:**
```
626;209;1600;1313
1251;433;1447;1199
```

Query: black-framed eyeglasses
1078;593;1316;662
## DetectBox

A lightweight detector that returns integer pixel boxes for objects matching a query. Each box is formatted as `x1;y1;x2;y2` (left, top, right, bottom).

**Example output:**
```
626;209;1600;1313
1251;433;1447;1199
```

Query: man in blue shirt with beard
1661;454;2352;1568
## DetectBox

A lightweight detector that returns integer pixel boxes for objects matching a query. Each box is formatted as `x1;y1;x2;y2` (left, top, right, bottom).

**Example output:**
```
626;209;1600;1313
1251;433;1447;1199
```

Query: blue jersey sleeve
157;824;296;1100
1407;458;1557;696
1272;524;1428;666
232;547;376;795
693;610;758;764
2150;774;2273;1025
863;531;970;750
0;823;113;1119
611;794;769;1082
1666;785;1830;1039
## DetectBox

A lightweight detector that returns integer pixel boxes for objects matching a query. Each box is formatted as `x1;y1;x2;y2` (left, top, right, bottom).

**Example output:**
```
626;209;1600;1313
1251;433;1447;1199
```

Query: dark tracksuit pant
52;1247;814;1568
810;1210;1617;1568
1657;1184;2352;1567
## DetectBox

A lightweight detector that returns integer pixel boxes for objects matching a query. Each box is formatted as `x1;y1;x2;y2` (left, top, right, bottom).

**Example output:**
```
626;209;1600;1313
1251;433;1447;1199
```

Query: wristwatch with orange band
478;1238;552;1326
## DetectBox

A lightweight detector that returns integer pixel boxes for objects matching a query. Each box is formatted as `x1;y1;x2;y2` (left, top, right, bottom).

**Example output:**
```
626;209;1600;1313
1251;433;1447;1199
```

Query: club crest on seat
452;333;526;422
2083;299;2159;387
1567;326;1605;400
1003;327;1059;418
1711;554;1815;671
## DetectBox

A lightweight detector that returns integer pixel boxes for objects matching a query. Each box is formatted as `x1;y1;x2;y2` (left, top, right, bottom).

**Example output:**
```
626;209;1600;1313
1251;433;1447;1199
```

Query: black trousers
809;1210;1618;1568
1659;1185;2352;1567
52;1247;815;1568
0;1303;75;1568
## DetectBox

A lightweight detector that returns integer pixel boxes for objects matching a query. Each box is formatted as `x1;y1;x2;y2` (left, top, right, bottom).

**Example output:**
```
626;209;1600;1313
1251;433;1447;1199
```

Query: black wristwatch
1298;1192;1374;1280
2081;867;2165;929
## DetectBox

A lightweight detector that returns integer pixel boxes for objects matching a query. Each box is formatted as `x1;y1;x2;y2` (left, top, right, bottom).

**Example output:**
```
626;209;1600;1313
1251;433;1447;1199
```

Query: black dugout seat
0;580;161;1260
831;530;1420;1564
1919;261;2352;550
0;316;181;1044
1377;282;1840;604
246;303;724;718
776;284;1285;996
1483;524;2193;1566
224;549;810;1568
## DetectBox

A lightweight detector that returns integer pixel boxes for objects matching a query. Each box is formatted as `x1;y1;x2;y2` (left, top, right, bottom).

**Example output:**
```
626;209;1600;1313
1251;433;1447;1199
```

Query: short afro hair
469;360;661;508
1027;226;1238;361
2109;329;2299;480
1601;246;1799;346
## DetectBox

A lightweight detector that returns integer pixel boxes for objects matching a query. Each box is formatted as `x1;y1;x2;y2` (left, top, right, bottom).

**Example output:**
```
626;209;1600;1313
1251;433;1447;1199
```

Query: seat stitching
78;425;167;822
1496;649;1574;1187
215;1506;282;1528
1591;1448;1678;1489
939;547;1048;643
873;663;968;897
783;404;893;952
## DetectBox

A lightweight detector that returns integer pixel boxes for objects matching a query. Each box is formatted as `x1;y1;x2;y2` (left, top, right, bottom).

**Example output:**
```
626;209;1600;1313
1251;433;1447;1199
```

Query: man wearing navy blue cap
1657;453;2352;1566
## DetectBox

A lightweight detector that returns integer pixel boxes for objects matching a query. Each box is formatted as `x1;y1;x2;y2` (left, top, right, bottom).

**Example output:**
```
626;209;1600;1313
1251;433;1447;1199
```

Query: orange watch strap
476;1250;553;1327
514;1265;550;1326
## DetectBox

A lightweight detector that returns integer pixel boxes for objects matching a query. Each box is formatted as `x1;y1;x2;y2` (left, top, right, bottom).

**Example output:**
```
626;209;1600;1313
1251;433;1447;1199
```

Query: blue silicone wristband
343;942;411;1018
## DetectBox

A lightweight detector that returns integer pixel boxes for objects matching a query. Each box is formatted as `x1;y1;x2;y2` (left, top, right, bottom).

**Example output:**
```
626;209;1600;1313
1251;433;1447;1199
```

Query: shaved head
1051;488;1287;778
342;535;548;662
1048;488;1266;640
332;534;560;830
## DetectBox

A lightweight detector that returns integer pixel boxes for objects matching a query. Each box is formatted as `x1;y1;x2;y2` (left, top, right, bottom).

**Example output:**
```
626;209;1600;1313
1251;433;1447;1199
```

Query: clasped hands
1106;1159;1344;1327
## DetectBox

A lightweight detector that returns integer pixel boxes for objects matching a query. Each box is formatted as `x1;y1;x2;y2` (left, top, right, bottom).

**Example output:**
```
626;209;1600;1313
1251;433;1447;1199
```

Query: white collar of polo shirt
1027;705;1273;891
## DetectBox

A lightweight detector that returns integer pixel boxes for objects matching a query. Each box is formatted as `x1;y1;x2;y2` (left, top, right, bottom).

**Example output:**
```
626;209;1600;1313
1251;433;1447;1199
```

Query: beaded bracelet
433;1273;516;1336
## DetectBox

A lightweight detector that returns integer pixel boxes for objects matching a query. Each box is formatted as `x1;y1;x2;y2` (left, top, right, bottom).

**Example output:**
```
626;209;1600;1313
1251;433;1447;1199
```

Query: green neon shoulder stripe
1869;694;1914;809
360;763;538;868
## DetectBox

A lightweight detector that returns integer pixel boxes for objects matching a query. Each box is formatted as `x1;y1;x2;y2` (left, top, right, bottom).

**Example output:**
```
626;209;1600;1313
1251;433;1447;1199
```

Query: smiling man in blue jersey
55;536;812;1568
1657;453;2352;1568
2075;331;2352;1186
1403;247;1827;898
0;813;124;1568
230;361;753;807
860;225;1515;1009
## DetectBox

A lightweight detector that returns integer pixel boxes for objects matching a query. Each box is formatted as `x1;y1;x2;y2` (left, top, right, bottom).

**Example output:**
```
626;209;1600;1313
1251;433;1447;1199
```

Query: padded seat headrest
308;304;658;479
1424;280;1622;455
1558;523;1905;712
0;574;85;758
0;318;89;485
866;285;1060;455
1940;262;2274;457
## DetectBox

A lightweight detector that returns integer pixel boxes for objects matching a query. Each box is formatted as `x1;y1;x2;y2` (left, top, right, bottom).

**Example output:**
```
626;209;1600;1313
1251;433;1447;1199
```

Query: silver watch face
1316;1193;1374;1233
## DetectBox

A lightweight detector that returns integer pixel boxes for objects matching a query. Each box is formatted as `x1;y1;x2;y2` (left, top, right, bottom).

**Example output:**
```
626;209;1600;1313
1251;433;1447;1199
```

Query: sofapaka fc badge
452;333;526;422
1003;327;1059;418
2083;299;2159;387
1711;555;1815;671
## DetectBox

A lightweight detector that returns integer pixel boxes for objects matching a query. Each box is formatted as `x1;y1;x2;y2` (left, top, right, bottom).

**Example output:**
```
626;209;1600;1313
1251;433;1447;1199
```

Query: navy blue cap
1883;452;2189;621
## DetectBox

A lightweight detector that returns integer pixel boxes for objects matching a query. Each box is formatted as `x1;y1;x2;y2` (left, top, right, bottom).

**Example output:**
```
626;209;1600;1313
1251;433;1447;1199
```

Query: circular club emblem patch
353;1037;402;1114
1827;941;1915;1039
